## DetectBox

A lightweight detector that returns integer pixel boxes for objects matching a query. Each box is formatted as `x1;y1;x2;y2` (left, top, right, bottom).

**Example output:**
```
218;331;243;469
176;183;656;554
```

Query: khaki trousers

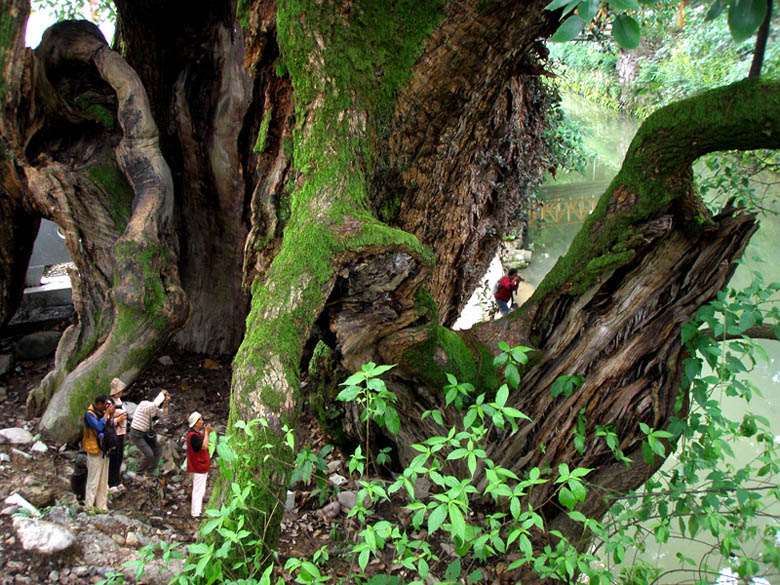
85;453;109;510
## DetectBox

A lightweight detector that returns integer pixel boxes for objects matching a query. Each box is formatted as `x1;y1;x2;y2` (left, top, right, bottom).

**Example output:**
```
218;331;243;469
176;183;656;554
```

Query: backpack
85;408;118;455
98;422;118;455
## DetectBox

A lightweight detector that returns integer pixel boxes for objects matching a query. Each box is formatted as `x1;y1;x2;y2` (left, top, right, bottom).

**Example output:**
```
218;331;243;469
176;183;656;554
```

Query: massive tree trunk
1;0;779;578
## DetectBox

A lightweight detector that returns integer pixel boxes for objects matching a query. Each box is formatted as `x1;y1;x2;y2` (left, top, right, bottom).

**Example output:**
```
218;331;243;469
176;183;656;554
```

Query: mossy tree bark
1;0;779;577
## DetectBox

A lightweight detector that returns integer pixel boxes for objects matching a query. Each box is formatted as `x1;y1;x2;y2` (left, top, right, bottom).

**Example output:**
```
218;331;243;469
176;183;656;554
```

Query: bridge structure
529;180;610;226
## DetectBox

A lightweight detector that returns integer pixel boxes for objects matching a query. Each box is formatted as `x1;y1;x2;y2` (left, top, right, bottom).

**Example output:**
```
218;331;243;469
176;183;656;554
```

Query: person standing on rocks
83;394;115;511
129;389;170;478
494;268;521;315
186;412;212;518
108;378;128;492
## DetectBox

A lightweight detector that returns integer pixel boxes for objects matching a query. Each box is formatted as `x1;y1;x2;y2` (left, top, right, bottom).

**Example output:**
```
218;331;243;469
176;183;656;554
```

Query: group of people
82;380;212;519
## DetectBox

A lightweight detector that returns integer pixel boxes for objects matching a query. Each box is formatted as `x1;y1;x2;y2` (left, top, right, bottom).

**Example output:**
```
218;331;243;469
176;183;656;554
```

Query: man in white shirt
129;389;170;476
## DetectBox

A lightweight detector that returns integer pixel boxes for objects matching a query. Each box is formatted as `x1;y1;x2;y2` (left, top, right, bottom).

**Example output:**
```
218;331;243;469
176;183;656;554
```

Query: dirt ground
0;317;500;585
0;318;402;584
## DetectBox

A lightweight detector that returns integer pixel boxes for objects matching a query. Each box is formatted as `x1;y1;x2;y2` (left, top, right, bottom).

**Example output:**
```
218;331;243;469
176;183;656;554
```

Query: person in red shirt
186;412;212;518
494;268;521;315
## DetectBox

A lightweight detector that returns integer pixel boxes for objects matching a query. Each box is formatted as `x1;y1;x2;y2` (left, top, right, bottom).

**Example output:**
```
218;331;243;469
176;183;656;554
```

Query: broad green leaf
496;383;509;407
728;0;767;42
706;0;727;20
341;371;366;386
505;364;520;389
384;406;400;435
578;0;599;22
449;503;467;539
550;15;586;42
445;559;461;581
612;13;641;49
568;510;587;523
569;479;587;502
428;503;447;534
337;385;361;402
366;377;385;391
558;486;576;510
545;0;579;12
367;363;396;376
609;0;640;9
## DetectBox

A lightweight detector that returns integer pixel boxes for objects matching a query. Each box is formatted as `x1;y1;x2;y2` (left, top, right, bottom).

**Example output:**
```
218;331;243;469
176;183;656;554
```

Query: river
528;95;780;583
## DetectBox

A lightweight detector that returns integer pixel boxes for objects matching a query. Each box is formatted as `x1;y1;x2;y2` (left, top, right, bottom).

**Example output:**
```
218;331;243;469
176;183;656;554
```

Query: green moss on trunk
532;78;780;301
401;324;499;392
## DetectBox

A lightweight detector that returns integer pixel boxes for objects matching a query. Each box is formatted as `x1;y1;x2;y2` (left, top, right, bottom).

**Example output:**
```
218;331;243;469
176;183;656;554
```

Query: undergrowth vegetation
98;272;780;585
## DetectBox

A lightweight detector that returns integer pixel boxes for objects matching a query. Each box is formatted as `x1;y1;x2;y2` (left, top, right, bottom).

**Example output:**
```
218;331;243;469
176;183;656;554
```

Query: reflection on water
527;94;780;583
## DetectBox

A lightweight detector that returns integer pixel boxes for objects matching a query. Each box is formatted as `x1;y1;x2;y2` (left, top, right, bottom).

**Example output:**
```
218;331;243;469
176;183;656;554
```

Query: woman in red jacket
186;412;212;518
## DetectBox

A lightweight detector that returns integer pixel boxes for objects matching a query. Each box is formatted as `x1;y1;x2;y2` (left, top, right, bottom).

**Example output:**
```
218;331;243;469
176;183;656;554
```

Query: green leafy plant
336;362;400;470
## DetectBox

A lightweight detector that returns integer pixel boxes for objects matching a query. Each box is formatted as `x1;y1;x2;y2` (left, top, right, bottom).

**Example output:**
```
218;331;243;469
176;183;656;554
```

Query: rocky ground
0;316;517;585
0;319;416;585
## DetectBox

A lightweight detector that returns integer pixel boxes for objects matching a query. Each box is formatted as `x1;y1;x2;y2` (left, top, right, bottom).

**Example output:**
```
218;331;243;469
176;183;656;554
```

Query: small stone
22;485;55;508
285;490;295;511
72;567;90;578
0;385;8;401
203;358;221;370
328;473;348;486
30;441;48;454
14;575;31;584
0;453;9;462
111;533;125;545
337;490;357;510
0;354;11;377
0;428;34;445
4;493;40;516
125;532;140;547
47;570;59;583
319;500;341;520
157;355;174;366
326;460;341;474
45;506;70;526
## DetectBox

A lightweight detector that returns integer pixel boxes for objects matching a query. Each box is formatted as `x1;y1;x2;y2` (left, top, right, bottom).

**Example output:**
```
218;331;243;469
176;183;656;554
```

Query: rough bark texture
1;0;779;578
114;0;252;354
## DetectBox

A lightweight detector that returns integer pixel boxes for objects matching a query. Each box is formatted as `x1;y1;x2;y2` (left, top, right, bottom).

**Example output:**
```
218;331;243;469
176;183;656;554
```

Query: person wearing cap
186;412;212;519
108;378;128;492
129;389;170;477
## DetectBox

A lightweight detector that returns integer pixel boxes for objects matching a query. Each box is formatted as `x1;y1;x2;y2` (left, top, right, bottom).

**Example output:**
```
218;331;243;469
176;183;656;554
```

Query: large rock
0;427;34;444
12;516;76;555
15;330;61;360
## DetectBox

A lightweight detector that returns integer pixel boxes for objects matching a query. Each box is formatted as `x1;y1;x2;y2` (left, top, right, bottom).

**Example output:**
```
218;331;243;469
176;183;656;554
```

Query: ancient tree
1;0;779;570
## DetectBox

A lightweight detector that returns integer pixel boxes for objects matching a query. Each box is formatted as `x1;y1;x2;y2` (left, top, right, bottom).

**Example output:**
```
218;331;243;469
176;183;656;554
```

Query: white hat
188;412;202;428
110;378;127;396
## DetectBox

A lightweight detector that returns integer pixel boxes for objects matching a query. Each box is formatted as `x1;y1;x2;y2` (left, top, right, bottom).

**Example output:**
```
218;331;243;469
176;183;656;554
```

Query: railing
529;181;610;226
